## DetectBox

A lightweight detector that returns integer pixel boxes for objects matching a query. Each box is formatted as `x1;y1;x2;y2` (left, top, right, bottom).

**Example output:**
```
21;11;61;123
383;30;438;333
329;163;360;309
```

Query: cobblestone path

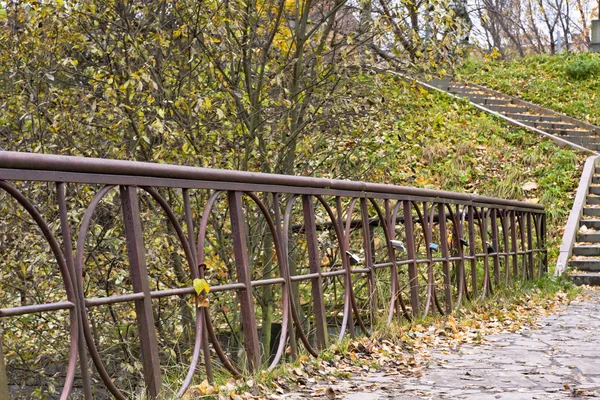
334;290;600;399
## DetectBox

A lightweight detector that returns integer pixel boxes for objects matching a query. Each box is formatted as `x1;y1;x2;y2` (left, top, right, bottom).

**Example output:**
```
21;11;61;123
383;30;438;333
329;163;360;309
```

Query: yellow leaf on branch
193;278;210;295
193;278;210;308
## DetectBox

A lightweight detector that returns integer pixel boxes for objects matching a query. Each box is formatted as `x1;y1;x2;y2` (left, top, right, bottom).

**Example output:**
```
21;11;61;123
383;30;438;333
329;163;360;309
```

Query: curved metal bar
445;205;465;312
275;194;298;359
282;195;299;262
141;187;196;278
388;200;411;321
411;201;443;316
411;202;431;316
57;182;92;400
437;203;452;314
175;307;204;398
431;203;446;316
195;190;242;377
314;195;359;343
368;199;401;320
342;198;368;335
517;212;528;280
499;210;511;285
183;189;213;383
458;207;472;303
366;199;395;319
385;200;400;323
72;185;126;400
342;198;358;338
243;192;292;370
416;202;434;316
139;187;203;398
316;196;351;341
282;195;319;357
478;207;492;299
0;181;79;400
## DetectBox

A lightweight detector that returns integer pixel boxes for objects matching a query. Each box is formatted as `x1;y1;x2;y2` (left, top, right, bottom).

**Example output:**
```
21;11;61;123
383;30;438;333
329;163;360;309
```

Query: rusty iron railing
0;152;546;399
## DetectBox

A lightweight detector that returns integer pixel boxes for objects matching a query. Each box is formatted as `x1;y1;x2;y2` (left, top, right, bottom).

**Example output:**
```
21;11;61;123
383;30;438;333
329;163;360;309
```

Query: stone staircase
570;168;600;285
422;78;600;286
426;79;600;153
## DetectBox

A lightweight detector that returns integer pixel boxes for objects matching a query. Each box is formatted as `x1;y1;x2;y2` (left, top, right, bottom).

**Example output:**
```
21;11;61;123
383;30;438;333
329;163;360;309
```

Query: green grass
457;53;600;126
331;73;586;265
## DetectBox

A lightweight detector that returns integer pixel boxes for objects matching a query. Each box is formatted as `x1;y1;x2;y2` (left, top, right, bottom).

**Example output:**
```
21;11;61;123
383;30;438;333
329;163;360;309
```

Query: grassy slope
456;53;600;125
344;74;584;263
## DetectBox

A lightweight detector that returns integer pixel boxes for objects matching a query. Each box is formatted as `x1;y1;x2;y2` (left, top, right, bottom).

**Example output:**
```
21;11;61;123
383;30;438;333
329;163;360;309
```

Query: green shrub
564;56;600;80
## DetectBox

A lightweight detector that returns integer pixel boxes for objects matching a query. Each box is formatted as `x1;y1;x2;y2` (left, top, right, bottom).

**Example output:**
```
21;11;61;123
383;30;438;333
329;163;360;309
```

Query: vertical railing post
120;185;162;398
510;210;518;279
518;213;528;280
403;200;420;315
490;208;500;284
228;191;261;371
479;208;490;297
467;206;477;296
302;195;328;349
541;213;548;274
454;204;466;304
438;203;452;314
527;212;534;278
360;198;377;327
500;211;510;284
0;338;9;400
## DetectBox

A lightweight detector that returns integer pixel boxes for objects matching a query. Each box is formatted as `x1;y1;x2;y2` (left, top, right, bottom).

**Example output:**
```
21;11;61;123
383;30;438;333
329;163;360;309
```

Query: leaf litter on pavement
183;286;586;400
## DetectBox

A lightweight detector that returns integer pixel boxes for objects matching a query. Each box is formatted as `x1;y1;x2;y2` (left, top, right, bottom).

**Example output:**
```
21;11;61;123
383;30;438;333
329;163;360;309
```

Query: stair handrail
386;70;598;155
556;155;600;275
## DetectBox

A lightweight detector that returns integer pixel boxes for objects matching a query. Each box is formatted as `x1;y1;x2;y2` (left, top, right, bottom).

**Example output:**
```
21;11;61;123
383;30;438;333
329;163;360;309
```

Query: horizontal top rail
0;152;543;211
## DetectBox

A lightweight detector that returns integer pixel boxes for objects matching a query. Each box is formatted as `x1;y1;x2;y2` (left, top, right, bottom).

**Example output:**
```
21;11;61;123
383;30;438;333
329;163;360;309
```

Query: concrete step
427;79;451;90
573;246;600;256
486;104;529;114
593;176;600;184
586;196;600;204
570;259;600;271
570;272;600;286
561;141;600;150
448;86;482;94
531;121;578;130
543;128;596;137
562;140;600;150
507;113;562;123
590;186;600;195
560;137;600;145
580;218;600;228
584;207;600;216
468;96;511;106
577;232;600;241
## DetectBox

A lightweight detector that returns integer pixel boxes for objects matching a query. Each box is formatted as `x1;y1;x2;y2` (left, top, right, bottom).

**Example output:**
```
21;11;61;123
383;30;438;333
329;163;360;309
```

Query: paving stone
285;290;600;399
344;290;600;399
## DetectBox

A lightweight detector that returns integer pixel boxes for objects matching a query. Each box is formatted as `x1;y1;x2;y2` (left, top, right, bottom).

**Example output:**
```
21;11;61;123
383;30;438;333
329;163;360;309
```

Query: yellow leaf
193;278;210;295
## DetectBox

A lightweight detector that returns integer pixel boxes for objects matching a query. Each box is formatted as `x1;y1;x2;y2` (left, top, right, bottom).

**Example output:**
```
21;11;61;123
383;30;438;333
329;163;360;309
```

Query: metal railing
0;152;546;399
556;155;600;275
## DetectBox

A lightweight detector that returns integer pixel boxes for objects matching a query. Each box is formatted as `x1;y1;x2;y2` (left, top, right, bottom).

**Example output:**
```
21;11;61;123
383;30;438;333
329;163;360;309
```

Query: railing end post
0;335;9;400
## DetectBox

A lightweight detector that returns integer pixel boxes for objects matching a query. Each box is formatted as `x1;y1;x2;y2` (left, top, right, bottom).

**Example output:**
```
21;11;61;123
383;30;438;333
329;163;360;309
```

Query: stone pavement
334;290;600;399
